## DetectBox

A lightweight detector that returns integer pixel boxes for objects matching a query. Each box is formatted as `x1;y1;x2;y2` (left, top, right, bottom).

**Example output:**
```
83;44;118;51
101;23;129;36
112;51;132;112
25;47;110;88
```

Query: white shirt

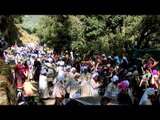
39;75;48;90
56;66;66;81
104;82;119;98
80;80;89;86
89;78;101;96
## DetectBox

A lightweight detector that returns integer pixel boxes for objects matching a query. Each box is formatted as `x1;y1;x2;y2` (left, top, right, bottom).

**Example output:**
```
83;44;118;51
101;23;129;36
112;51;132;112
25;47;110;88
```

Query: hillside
18;25;40;44
15;15;44;44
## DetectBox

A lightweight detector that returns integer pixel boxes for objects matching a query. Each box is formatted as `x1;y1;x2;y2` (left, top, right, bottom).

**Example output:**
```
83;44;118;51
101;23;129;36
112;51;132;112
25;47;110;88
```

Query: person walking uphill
23;77;37;105
39;69;50;100
139;87;155;105
33;58;41;82
89;72;102;96
15;62;25;87
52;80;66;105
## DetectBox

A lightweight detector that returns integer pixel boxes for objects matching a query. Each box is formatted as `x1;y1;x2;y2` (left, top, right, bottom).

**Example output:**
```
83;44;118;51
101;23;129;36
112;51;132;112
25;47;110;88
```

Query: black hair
117;92;133;105
100;97;112;105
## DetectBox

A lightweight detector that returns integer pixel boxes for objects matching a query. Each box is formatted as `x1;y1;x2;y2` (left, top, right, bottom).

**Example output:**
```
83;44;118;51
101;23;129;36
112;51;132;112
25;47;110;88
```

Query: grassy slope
18;15;43;44
18;26;40;44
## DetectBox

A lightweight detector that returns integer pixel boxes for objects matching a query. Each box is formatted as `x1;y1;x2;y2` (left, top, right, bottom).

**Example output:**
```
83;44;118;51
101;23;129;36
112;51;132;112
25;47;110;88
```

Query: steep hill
16;15;44;44
18;25;39;44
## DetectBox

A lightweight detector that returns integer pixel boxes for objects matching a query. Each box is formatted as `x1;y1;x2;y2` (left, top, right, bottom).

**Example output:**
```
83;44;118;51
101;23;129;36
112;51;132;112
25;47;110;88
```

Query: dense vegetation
0;15;24;46
35;15;160;56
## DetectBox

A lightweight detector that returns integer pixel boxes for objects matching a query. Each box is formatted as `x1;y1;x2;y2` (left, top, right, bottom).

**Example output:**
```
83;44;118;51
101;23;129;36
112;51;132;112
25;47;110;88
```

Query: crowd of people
0;43;160;105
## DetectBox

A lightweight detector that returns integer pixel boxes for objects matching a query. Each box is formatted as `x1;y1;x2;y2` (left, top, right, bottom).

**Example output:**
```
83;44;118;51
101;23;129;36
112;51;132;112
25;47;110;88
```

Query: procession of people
0;42;160;105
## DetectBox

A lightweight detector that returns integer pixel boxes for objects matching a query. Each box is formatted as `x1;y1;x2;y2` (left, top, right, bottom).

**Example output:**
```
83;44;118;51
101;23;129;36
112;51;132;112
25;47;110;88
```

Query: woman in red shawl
15;62;25;87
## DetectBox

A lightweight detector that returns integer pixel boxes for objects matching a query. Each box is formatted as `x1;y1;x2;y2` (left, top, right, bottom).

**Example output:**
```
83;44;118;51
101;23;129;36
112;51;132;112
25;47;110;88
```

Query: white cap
84;66;87;70
70;51;73;54
92;62;95;65
108;56;112;59
92;72;99;78
41;69;47;74
107;64;111;68
59;61;65;66
102;54;105;56
126;72;132;77
56;61;59;65
111;75;119;82
66;65;71;69
71;67;76;72
47;58;53;62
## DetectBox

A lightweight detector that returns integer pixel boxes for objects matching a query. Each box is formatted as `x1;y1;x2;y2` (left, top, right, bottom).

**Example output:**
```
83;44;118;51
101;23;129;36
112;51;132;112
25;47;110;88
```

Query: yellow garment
23;81;34;97
97;59;101;64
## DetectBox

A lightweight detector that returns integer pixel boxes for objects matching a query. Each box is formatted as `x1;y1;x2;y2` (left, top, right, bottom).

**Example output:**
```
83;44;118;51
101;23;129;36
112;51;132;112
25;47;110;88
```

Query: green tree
36;15;160;56
0;15;24;45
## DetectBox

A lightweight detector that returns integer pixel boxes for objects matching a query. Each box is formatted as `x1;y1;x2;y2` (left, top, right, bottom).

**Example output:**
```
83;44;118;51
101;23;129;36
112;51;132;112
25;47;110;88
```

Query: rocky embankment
0;60;16;105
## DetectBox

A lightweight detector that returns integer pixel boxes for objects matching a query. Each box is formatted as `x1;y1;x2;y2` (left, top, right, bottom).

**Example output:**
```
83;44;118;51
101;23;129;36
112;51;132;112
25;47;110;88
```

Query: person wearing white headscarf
79;73;100;97
68;67;77;80
51;79;66;105
89;72;102;96
139;88;155;105
64;65;71;81
56;61;66;82
150;70;159;89
66;73;81;98
117;80;133;105
80;83;92;97
39;69;49;99
80;66;92;85
104;75;119;98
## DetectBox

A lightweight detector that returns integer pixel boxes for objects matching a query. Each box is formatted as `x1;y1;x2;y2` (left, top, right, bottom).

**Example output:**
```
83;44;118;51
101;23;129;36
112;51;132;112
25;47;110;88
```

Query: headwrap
118;80;129;89
41;69;47;75
102;54;105;57
56;61;61;65
71;67;76;72
59;61;65;66
96;55;100;59
108;56;112;59
139;88;155;105
106;64;111;68
92;72;99;78
126;72;132;77
152;70;159;76
146;60;152;69
66;65;71;69
122;56;128;63
84;66;88;70
111;75;119;82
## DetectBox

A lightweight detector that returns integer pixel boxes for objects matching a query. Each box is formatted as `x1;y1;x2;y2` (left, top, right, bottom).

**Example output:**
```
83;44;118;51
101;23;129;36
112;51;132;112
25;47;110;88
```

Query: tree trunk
137;30;146;49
